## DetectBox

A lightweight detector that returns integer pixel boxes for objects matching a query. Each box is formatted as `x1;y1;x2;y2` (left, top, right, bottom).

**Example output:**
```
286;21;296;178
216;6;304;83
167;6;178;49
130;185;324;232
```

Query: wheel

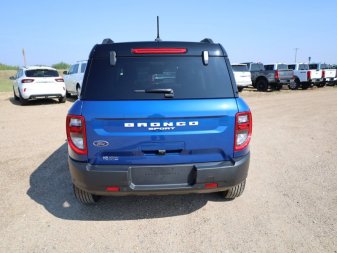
18;90;28;105
76;85;81;99
66;90;71;98
13;87;19;101
317;82;326;88
301;82;310;90
288;78;299;90
73;184;99;204
222;180;246;199
256;78;268;91
238;87;244;92
59;96;66;103
273;83;282;91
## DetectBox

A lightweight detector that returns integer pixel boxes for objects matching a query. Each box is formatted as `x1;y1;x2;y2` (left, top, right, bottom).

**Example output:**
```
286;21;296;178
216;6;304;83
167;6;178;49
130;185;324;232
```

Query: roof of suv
89;41;227;58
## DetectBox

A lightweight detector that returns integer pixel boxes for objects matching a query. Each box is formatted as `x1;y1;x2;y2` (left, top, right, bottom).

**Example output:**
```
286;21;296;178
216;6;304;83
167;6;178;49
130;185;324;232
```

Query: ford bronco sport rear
66;38;252;204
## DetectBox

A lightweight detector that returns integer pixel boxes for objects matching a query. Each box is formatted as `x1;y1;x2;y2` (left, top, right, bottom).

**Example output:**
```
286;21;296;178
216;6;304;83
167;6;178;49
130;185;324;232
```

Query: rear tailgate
310;69;323;79
278;70;293;81
233;71;252;86
324;69;336;79
82;99;238;166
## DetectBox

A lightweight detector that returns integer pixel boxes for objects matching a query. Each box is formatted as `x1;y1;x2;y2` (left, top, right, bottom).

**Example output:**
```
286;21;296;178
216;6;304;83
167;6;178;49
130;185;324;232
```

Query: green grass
0;63;18;70
0;70;16;92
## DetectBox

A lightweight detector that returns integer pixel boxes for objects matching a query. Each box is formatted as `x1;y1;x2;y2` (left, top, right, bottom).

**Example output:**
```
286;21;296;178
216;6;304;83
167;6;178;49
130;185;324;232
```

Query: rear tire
13;87;19;101
256;78;268;91
59;96;66;103
222;180;246;199
238;87;244;92
73;184;100;204
19;90;28;106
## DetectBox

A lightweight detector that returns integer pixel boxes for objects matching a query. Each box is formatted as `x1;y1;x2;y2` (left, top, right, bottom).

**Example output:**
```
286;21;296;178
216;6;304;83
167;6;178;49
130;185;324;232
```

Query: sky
1;0;337;66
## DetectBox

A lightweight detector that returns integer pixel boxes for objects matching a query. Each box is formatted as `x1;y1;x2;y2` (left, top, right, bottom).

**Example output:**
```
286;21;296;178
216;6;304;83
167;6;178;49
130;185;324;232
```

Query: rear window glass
299;64;309;70
277;64;288;70
25;69;59;77
83;57;234;100
309;64;318;70
251;64;264;71
288;65;295;70
232;65;248;72
264;65;274;71
81;63;87;73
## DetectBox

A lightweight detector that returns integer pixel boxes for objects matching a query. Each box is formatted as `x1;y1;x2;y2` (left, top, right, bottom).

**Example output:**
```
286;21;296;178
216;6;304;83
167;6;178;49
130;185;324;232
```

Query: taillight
307;71;311;80
274;70;279;80
234;112;252;151
21;79;34;83
66;115;87;155
322;70;325;78
131;48;187;54
55;78;64;82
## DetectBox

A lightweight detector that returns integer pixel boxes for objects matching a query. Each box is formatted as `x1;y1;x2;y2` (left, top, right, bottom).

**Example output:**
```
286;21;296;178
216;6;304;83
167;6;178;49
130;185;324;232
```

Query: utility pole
22;48;27;66
294;48;299;63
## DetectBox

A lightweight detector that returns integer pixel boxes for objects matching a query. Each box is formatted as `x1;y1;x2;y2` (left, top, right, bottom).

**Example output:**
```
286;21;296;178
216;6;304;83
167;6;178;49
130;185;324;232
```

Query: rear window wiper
134;88;174;98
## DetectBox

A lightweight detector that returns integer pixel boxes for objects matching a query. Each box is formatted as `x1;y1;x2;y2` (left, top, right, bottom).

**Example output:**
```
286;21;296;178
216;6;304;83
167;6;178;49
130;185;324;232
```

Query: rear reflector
106;186;120;192
204;183;218;189
131;48;187;54
21;79;34;83
66;115;87;155
234;111;252;151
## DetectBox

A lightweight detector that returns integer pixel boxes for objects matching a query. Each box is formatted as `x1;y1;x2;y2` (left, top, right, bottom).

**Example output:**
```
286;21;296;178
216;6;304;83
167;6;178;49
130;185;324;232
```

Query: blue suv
66;38;252;204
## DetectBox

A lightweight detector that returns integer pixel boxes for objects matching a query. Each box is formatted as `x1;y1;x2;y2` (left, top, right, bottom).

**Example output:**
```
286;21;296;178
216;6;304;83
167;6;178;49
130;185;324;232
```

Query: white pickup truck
309;63;336;87
231;64;252;92
63;60;87;97
287;63;323;90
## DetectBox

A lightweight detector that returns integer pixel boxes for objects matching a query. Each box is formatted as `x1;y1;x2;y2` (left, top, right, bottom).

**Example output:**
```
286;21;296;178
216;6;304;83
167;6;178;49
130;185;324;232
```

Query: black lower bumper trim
68;153;250;196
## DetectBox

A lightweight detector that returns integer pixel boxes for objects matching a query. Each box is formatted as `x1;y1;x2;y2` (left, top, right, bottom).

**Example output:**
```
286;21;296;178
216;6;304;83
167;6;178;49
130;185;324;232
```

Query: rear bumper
68;153;250;196
28;93;65;100
308;78;323;83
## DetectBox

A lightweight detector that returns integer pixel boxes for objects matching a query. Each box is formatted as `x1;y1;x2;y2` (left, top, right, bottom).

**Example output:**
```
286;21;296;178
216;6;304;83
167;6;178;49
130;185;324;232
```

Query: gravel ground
0;87;336;253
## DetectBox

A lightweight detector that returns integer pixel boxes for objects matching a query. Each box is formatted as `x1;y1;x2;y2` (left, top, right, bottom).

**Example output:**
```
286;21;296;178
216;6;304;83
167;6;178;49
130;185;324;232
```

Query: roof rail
200;38;214;43
102;38;114;44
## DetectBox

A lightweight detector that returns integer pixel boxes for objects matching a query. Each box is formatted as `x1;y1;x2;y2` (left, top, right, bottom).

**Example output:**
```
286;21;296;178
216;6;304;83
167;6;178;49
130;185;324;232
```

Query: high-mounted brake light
131;48;187;54
55;78;64;82
21;79;34;83
307;71;311;80
274;70;279;80
322;70;325;79
234;112;252;151
66;115;87;155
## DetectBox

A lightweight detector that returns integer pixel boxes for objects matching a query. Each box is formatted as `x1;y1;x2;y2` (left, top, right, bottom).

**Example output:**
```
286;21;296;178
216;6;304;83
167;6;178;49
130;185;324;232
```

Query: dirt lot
0;87;336;252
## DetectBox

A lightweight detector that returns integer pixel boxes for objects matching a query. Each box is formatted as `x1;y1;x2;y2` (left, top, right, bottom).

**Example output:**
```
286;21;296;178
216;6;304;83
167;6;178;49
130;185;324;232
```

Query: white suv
231;64;252;92
63;60;87;97
11;66;66;105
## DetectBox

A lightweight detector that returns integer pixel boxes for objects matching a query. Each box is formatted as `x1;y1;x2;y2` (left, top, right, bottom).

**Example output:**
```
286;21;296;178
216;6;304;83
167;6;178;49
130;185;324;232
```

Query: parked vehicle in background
66;38;252;204
231;64;252;92
63;60;87;98
287;63;321;90
242;62;293;91
309;63;336;87
10;66;66;105
307;64;324;88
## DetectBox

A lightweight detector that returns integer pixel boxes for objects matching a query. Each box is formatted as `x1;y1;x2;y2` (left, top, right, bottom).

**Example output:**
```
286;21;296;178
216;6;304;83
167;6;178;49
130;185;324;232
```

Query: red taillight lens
55;78;64;82
234;112;252;151
322;70;325;78
66;115;87;155
21;79;34;83
131;48;187;54
274;70;279;80
307;71;311;80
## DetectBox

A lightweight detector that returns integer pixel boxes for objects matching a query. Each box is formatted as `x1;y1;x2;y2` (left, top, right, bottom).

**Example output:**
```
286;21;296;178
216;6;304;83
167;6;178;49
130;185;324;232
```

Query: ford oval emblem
93;140;109;147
